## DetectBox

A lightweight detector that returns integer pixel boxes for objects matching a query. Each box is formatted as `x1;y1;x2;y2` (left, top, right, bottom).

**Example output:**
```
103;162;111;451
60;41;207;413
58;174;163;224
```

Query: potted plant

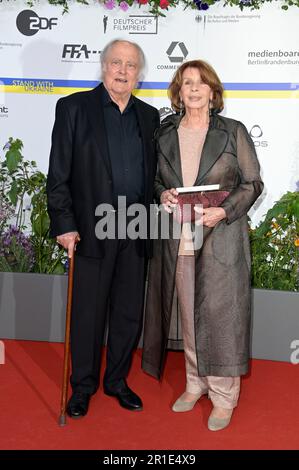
249;190;299;362
0;138;67;274
250;190;299;292
0;139;68;342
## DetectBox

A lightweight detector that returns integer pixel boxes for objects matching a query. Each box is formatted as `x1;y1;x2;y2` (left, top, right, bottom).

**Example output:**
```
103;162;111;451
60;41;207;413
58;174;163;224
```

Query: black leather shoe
104;385;143;411
66;392;91;419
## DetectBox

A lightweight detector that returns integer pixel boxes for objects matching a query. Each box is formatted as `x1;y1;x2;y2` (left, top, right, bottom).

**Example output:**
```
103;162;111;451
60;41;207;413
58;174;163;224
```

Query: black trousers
70;238;146;395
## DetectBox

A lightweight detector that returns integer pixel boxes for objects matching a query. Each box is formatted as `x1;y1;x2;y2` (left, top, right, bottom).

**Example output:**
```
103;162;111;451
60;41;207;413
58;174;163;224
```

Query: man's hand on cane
57;231;80;258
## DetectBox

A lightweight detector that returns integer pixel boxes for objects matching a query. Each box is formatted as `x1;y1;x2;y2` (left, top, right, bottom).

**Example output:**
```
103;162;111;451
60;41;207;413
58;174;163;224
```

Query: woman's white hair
100;39;146;81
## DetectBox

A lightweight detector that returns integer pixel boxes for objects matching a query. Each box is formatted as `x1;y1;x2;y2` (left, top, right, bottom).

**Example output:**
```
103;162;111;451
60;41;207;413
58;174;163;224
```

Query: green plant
250;190;299;291
18;0;299;17
0;138;67;274
0;225;34;273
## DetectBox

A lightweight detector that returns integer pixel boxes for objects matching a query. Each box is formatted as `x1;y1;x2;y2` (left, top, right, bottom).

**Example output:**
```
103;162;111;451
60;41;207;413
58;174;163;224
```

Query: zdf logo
16;10;58;36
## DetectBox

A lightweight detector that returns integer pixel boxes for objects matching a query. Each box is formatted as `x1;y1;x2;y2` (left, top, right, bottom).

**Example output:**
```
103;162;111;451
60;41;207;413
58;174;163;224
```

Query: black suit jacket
46;84;160;258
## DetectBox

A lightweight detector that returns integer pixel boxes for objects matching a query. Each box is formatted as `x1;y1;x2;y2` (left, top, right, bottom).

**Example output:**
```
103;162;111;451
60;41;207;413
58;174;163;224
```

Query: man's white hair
100;39;146;81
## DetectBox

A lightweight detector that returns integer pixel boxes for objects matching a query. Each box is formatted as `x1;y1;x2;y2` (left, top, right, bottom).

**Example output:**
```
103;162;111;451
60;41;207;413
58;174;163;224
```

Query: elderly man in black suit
47;39;160;418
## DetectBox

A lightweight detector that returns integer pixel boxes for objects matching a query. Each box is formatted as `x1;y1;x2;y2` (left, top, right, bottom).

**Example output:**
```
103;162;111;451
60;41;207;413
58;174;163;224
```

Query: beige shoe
172;392;203;412
207;408;233;431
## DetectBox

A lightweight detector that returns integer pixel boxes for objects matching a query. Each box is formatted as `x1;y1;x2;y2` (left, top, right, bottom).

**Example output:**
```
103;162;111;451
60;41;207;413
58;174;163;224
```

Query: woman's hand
160;188;179;213
194;206;226;227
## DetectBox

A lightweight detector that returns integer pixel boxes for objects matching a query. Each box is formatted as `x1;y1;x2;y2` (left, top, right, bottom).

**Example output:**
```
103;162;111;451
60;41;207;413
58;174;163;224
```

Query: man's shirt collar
101;82;134;113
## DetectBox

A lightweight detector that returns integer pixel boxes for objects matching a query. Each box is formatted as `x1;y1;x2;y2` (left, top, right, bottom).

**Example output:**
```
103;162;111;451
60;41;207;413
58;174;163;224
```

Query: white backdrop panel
0;1;298;226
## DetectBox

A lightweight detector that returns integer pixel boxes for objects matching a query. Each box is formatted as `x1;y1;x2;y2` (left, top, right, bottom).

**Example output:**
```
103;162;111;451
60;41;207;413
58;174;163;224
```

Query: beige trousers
175;255;240;409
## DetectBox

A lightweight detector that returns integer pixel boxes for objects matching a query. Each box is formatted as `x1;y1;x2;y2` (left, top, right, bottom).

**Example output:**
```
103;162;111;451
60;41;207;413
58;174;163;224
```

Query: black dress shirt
101;84;144;208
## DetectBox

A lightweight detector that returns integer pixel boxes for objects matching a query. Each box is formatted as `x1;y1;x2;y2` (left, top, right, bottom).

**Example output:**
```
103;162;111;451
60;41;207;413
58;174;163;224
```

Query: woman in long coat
142;60;264;431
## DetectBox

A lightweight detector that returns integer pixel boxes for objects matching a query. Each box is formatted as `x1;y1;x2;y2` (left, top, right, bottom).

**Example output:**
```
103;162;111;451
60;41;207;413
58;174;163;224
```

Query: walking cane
58;244;76;426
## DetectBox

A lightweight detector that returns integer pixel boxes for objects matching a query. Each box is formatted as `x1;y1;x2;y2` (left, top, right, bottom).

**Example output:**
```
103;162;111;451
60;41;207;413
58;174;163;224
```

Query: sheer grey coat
142;113;264;379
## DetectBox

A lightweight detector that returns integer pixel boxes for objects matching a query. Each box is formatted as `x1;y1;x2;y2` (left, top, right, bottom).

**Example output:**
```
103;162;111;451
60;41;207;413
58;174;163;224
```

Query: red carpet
0;340;298;450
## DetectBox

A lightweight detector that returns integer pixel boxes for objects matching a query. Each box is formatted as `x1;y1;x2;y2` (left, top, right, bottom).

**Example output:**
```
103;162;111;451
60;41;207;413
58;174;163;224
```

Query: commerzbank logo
157;42;189;71
166;42;188;63
16;10;58;36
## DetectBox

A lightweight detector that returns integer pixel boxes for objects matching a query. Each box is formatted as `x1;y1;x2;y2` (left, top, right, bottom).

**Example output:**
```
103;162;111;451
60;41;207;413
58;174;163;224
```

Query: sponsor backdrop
0;1;299;225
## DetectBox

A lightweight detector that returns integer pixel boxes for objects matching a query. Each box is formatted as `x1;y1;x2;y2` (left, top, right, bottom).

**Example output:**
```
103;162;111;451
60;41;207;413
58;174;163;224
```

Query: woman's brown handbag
174;190;230;223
